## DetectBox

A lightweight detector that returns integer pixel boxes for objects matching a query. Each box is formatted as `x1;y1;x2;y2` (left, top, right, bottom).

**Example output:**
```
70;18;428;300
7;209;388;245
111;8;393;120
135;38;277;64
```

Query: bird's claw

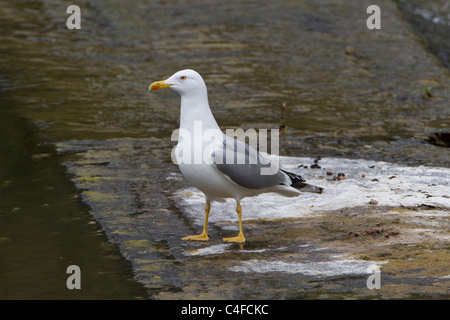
223;234;246;243
182;233;210;241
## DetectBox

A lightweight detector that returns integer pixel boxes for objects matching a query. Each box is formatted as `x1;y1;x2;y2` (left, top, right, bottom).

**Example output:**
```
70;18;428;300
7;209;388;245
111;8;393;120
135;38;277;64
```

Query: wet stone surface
58;139;450;299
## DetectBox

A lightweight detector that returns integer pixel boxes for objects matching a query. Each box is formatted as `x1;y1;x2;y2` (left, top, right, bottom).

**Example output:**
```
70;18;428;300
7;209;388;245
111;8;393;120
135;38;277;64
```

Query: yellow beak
149;80;172;91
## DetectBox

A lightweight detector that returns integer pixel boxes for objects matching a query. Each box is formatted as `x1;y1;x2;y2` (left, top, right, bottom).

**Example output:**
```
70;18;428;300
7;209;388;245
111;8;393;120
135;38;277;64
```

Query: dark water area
0;0;449;299
0;96;148;299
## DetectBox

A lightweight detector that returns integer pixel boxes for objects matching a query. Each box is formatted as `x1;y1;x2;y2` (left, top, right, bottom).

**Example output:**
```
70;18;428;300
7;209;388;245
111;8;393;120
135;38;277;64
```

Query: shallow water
1;0;449;299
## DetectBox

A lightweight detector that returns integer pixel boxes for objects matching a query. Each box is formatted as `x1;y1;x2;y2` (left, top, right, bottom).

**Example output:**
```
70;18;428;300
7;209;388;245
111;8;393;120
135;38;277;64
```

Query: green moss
123;239;151;248
82;190;118;202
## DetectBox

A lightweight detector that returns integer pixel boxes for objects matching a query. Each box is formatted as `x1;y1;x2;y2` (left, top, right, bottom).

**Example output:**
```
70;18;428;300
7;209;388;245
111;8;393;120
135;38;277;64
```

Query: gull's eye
180;76;187;81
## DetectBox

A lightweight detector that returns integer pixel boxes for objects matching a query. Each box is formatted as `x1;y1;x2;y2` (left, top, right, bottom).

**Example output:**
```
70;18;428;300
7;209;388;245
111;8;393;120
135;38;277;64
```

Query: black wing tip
281;169;323;194
281;169;306;183
291;182;323;194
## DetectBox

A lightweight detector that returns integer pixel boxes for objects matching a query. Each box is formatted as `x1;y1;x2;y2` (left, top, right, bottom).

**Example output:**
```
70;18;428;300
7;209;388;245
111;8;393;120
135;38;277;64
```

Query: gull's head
149;69;207;99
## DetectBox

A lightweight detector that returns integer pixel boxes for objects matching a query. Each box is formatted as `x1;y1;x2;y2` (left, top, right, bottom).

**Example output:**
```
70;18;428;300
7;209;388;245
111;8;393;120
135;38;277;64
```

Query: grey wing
212;136;290;189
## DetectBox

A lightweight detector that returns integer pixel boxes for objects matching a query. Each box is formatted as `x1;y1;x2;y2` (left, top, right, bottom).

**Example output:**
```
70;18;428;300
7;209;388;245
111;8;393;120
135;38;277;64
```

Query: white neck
179;93;220;132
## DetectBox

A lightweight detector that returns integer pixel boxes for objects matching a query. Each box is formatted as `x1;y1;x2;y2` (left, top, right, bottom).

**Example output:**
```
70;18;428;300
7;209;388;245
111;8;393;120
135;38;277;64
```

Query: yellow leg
182;202;210;241
223;202;246;243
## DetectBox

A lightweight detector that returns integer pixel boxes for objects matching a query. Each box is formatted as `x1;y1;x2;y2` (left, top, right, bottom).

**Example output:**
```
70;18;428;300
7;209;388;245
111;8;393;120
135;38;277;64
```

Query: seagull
149;69;322;243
